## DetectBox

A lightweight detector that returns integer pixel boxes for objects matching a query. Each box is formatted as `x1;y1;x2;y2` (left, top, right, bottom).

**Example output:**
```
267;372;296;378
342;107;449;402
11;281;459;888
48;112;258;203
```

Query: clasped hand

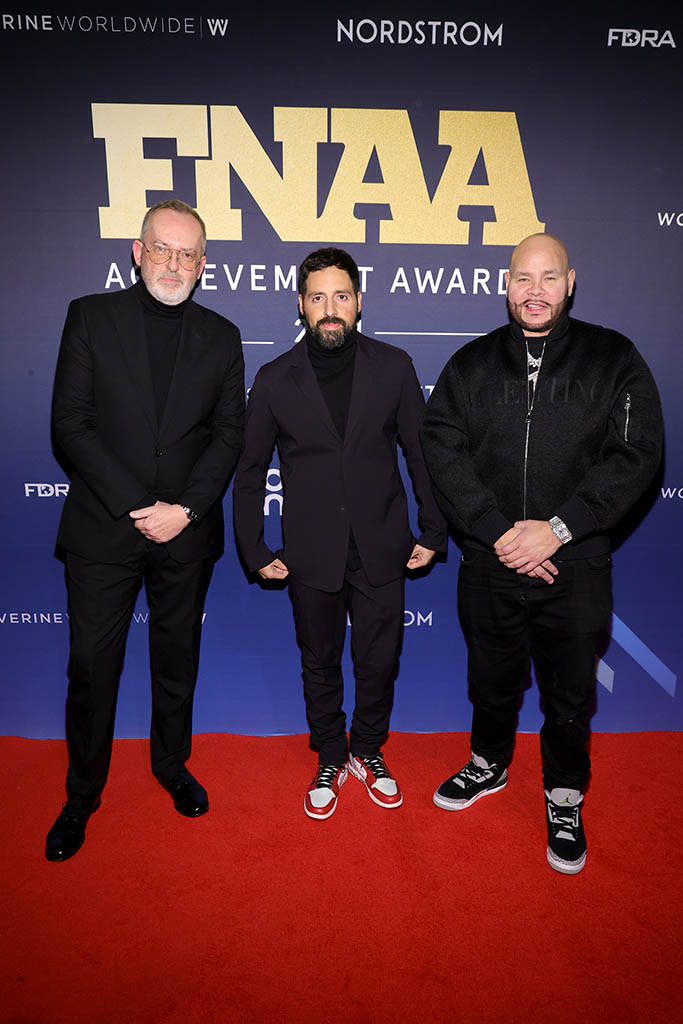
494;520;561;584
129;501;190;543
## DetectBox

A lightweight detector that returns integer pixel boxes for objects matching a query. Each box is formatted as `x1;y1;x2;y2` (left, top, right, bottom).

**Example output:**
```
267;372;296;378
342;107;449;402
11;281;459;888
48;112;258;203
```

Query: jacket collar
288;330;376;443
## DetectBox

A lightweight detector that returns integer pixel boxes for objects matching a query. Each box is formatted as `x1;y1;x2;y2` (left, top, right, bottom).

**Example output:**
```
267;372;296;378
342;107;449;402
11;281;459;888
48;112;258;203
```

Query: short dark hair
297;247;360;296
140;200;207;252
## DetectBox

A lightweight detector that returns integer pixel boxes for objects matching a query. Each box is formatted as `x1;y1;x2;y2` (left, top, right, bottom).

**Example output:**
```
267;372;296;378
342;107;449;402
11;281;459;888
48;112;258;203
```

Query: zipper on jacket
523;410;531;520
624;393;631;442
523;339;546;520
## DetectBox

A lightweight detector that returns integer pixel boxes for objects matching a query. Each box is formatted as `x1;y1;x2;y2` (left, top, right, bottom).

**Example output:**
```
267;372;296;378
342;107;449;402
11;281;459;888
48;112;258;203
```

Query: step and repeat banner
1;3;681;738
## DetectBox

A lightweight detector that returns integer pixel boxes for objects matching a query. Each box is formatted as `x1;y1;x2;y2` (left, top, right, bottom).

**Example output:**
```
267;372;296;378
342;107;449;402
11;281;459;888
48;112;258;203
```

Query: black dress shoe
158;768;209;817
45;795;101;862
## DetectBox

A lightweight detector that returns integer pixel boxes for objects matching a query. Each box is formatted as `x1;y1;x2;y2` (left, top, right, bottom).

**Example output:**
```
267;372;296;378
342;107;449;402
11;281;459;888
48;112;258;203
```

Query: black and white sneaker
433;753;508;811
545;788;587;875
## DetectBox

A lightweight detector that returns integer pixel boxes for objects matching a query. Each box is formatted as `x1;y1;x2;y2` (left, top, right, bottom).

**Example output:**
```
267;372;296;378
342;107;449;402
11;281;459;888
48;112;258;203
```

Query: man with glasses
46;200;245;860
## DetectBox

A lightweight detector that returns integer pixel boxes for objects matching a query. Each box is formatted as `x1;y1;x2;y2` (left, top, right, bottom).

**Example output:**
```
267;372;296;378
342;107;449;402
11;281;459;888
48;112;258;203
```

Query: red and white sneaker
348;752;403;808
304;764;348;820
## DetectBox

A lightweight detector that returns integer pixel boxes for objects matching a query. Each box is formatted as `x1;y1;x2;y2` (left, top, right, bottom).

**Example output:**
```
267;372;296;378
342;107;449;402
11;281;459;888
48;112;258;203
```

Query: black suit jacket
233;331;446;591
53;282;245;564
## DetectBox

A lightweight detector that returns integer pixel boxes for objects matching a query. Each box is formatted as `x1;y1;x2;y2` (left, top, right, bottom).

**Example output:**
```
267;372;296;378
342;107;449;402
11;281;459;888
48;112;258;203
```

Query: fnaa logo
607;28;676;48
93;103;543;246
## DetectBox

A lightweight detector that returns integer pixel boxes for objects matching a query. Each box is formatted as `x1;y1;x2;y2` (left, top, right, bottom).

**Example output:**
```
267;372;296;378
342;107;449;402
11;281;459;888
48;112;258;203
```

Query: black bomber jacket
420;314;663;558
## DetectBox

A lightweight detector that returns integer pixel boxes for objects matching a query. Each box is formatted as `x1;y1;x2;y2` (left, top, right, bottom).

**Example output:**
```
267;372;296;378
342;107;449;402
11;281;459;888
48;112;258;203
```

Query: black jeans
289;567;405;765
457;548;612;791
64;545;214;801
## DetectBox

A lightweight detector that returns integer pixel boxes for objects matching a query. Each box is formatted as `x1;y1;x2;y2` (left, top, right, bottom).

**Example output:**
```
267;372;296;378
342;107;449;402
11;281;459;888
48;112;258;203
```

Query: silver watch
549;516;572;545
180;505;198;522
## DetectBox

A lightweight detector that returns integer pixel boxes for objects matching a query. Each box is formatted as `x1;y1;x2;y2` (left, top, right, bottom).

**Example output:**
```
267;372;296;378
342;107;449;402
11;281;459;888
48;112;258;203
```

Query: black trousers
289;567;405;765
457;548;612;791
63;545;214;802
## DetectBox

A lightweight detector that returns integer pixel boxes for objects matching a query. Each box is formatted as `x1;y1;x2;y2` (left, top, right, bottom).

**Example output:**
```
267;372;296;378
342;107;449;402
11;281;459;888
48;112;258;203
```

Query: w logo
206;18;230;37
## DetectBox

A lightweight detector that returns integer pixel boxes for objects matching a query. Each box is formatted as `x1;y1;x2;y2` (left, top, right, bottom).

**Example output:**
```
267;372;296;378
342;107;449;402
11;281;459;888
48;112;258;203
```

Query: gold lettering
93;103;543;245
195;106;327;239
434;111;544;244
319;108;433;242
92;103;209;237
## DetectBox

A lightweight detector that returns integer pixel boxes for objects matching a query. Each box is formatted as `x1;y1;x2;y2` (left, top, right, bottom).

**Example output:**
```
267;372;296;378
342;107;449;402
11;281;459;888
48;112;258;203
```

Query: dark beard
308;316;356;350
508;297;568;335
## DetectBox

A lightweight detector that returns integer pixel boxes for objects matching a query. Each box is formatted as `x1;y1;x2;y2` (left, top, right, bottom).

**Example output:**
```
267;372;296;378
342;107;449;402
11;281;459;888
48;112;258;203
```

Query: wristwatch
549;516;572;545
180;505;198;523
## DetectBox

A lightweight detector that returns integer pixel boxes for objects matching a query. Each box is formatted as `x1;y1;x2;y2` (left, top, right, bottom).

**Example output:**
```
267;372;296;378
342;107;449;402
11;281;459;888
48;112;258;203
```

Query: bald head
509;233;571;275
506;233;575;336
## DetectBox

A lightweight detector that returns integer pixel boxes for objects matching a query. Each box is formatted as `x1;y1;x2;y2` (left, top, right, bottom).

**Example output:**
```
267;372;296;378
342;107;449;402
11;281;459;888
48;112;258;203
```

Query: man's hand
495;519;561;574
494;526;523;551
406;544;436;569
129;501;190;544
527;559;559;584
258;558;289;580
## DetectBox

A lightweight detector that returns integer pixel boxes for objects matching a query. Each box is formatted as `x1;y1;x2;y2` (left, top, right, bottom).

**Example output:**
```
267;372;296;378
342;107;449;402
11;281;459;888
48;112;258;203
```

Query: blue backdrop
1;2;680;739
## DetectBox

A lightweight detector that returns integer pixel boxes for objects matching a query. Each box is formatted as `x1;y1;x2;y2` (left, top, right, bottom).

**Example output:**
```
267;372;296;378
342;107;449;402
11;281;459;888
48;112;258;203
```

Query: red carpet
1;731;681;1024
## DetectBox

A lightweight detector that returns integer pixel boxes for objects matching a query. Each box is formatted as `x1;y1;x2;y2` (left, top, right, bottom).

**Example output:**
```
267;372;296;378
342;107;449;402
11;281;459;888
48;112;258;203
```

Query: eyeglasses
138;241;203;272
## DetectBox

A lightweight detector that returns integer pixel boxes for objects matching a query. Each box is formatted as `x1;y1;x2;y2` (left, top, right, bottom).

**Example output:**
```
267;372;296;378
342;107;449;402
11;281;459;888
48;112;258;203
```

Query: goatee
507;297;568;335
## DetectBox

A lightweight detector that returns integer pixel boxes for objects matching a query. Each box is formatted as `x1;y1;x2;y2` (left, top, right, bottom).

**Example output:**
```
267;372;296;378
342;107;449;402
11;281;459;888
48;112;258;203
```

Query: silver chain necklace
525;338;547;410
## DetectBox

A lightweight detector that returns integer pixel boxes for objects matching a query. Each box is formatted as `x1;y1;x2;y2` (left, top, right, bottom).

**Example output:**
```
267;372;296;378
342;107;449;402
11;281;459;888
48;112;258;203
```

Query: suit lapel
158;303;200;439
288;342;341;441
345;335;375;443
114;286;157;435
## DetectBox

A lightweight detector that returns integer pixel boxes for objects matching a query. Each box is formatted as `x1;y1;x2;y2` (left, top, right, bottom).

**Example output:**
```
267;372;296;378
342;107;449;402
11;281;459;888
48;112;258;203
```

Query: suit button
154;449;164;457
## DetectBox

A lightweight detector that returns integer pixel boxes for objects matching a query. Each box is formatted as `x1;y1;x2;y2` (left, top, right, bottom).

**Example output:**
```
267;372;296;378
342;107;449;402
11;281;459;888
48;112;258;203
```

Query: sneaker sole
546;847;587;875
432;776;507;811
348;764;403;809
304;798;338;820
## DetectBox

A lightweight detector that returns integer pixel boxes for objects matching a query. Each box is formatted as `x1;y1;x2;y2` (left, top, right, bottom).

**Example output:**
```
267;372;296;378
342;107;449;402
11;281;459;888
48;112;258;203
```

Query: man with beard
234;247;446;819
46;200;244;860
421;233;662;873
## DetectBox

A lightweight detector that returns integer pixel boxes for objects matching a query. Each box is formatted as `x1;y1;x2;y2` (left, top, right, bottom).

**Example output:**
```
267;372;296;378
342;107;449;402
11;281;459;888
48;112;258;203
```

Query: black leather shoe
45;795;101;862
158;768;209;817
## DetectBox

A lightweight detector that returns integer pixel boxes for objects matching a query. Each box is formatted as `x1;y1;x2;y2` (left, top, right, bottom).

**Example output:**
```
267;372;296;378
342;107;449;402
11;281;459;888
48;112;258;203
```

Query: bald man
420;234;662;873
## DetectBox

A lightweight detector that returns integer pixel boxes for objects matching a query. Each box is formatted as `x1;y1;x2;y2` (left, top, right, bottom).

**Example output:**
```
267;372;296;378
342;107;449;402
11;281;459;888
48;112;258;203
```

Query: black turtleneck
136;280;190;424
305;328;361;569
305;329;357;439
